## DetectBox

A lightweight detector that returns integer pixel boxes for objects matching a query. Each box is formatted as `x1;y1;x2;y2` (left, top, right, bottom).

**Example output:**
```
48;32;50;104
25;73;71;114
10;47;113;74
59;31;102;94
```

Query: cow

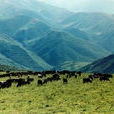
63;78;68;84
99;76;110;81
27;76;34;82
77;71;82;76
38;74;43;78
66;75;69;78
93;73;101;78
75;75;77;78
52;74;60;81
37;80;43;86
83;78;92;83
46;77;53;82
16;78;30;87
43;79;48;84
102;74;113;78
89;75;94;80
0;80;12;89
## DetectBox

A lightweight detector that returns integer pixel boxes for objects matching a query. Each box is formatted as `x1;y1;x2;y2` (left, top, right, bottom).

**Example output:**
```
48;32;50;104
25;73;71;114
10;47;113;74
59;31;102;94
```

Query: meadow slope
0;73;114;113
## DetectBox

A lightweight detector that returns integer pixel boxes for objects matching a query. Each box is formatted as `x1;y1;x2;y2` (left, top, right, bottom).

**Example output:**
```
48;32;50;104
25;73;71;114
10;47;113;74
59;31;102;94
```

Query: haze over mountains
39;0;114;14
0;0;113;71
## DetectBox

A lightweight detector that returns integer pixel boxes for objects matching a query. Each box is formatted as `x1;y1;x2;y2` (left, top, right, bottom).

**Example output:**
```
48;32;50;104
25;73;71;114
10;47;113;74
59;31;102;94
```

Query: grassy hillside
0;15;33;36
63;27;89;40
13;19;51;43
29;31;110;66
53;61;89;71
80;54;114;73
0;73;114;113
0;64;19;71
97;31;114;53
0;34;52;71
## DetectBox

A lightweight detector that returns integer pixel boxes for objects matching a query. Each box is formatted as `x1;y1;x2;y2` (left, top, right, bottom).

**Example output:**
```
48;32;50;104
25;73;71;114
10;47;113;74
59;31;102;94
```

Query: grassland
0;73;114;113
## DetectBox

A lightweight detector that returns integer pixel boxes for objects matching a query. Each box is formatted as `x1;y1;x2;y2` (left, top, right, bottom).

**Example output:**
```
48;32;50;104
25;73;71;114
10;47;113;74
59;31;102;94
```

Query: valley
0;0;113;72
0;0;114;113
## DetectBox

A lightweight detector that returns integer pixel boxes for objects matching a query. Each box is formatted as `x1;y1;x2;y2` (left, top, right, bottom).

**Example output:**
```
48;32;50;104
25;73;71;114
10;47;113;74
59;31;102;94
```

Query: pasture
0;72;114;113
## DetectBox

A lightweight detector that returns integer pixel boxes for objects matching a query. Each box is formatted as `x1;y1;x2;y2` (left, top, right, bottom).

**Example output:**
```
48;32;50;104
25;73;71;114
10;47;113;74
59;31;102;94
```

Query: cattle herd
0;70;113;89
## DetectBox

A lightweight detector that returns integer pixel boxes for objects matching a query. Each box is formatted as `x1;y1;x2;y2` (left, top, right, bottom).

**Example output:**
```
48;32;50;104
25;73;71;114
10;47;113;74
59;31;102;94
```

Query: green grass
0;73;114;113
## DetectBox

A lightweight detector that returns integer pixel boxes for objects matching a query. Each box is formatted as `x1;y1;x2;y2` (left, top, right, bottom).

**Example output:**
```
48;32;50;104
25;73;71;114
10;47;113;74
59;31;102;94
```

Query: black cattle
42;72;46;77
27;76;34;82
58;70;70;75
83;78;92;83
52;74;60;81
77;71;82;76
13;79;21;83
43;79;48;84
0;81;4;85
37;80;43;86
17;79;30;87
45;71;56;75
0;80;12;89
63;78;68;84
6;71;10;74
69;74;72;78
89;75;94;80
46;77;52;82
99;77;110;81
75;75;77;78
107;74;113;78
0;81;5;88
102;74;113;78
93;73;101;78
38;74;43;78
5;79;13;87
66;75;69;78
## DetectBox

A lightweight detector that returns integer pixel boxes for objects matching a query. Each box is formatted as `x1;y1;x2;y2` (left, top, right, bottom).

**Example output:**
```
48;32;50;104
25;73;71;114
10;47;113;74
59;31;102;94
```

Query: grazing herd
83;73;113;83
0;76;34;88
0;70;113;89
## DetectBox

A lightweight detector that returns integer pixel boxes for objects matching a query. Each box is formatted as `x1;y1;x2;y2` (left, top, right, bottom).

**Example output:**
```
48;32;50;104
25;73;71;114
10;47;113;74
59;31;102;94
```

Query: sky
38;0;114;13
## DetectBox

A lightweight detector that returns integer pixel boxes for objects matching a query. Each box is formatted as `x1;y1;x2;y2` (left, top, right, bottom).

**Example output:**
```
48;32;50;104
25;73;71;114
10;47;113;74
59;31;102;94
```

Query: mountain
13;18;51;43
0;15;52;43
0;0;72;25
0;0;72;71
60;12;114;55
0;15;33;36
60;13;114;34
0;0;113;71
0;33;52;71
80;54;114;73
97;31;114;53
63;27;89;40
28;31;110;66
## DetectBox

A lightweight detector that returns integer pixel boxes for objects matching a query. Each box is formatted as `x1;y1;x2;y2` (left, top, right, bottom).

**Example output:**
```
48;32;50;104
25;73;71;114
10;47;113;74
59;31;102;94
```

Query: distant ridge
80;54;114;73
28;31;110;67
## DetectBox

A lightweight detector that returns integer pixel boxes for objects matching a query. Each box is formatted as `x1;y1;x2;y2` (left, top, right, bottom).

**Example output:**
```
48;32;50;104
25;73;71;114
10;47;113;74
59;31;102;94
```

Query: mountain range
0;0;113;71
80;54;114;73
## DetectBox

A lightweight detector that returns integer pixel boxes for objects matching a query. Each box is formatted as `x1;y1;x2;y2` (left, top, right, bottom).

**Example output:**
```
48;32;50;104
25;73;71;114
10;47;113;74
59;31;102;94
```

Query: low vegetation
0;72;114;113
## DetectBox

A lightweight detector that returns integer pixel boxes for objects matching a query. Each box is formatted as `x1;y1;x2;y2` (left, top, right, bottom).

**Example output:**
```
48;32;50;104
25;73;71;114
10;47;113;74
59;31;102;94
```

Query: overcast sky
38;0;114;13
